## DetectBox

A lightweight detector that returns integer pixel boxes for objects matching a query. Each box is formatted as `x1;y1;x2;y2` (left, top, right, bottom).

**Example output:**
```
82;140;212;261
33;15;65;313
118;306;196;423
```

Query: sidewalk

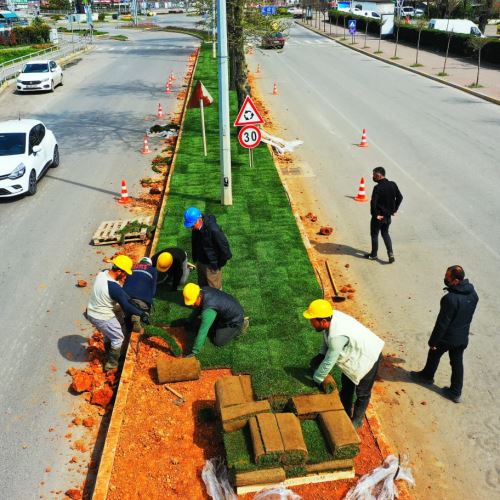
299;21;500;103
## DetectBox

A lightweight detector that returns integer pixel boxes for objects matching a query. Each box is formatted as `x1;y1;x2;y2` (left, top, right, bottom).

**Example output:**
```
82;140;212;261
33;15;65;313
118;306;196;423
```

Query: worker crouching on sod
151;247;190;290
86;255;149;371
304;299;384;429
182;283;249;357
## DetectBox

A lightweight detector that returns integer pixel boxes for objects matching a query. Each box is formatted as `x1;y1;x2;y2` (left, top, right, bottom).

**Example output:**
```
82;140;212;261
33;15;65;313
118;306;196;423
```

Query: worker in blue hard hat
183;207;232;290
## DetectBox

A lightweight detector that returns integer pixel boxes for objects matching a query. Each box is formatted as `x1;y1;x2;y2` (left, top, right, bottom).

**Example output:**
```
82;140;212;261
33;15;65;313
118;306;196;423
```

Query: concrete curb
91;42;201;500
297;21;500;106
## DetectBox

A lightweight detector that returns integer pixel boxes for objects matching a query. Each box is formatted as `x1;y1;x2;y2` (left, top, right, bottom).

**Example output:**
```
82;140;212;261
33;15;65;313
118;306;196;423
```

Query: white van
428;19;484;37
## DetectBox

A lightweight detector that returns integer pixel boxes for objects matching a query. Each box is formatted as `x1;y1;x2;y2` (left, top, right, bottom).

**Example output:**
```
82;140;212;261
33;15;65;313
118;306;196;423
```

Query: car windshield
0;133;26;156
22;63;49;73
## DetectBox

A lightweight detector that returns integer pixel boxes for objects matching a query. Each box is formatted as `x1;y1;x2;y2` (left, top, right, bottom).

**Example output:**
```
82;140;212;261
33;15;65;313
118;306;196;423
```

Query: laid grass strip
143;325;182;357
151;43;341;400
0;46;41;64
301;419;334;465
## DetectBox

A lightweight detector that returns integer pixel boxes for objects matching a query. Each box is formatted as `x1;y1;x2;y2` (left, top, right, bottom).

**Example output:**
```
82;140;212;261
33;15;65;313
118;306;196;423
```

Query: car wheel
59;74;64;87
50;80;55;92
51;145;60;168
27;170;37;196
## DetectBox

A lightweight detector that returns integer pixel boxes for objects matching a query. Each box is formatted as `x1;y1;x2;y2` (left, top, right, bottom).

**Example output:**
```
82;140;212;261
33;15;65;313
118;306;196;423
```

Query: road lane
0;28;197;498
254;23;500;499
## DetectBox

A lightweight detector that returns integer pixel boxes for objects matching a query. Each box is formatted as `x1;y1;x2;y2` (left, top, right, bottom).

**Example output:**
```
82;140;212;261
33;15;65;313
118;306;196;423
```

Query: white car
0;119;59;197
16;59;63;93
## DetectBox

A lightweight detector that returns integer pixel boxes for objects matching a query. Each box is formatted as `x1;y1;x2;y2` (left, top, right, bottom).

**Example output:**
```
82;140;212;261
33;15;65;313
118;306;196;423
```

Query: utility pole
217;0;232;205
212;0;216;59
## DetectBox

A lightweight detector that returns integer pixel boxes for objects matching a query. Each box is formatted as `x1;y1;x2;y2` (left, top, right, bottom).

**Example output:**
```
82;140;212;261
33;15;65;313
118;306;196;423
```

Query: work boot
441;387;461;403
364;254;377;260
410;370;434;385
388;254;395;264
131;314;142;333
105;347;122;371
240;317;250;336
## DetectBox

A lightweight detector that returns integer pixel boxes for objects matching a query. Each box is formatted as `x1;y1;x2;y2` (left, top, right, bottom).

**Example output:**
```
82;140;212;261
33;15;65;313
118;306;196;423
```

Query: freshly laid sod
151;43;341;400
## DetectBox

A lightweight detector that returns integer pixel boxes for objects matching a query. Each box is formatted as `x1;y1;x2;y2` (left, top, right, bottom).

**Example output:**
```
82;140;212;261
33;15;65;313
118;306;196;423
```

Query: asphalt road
0;25;197;498
254;24;500;499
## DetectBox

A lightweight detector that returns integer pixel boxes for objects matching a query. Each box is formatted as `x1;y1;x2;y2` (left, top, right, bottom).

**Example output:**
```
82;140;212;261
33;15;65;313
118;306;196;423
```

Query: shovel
165;384;185;406
325;260;346;303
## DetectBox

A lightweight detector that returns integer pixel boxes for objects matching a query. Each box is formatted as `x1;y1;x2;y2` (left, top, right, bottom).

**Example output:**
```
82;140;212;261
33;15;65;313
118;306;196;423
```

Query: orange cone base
118;197;132;204
359;142;368;148
354;195;369;202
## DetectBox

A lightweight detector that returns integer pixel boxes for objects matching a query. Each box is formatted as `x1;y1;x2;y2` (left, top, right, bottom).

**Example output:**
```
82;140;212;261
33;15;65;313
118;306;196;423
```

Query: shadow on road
57;334;89;363
313;241;367;259
45;174;118;197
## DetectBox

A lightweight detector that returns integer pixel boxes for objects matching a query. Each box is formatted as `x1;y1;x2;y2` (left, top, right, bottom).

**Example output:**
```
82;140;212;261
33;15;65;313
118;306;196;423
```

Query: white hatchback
16;59;63;93
0;119;59;197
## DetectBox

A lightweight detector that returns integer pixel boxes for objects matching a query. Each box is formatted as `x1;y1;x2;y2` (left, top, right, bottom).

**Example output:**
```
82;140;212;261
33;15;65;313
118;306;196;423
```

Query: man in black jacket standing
411;265;479;403
183;207;232;290
365;166;403;263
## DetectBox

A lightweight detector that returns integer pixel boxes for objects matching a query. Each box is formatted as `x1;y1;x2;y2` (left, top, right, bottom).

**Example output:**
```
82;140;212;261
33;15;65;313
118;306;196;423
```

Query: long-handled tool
165;384;185;406
325;260;346;302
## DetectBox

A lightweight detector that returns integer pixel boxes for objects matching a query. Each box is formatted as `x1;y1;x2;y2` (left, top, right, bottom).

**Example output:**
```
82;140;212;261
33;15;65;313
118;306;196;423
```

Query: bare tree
467;36;491;87
376;16;387;53
363;18;370;48
413;17;428;66
392;18;402;59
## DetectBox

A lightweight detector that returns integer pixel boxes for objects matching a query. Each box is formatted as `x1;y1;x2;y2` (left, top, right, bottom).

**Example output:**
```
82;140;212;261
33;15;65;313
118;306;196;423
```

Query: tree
467;37;490;86
413;17;428;66
48;0;71;10
392;18;402;59
375;16;387;53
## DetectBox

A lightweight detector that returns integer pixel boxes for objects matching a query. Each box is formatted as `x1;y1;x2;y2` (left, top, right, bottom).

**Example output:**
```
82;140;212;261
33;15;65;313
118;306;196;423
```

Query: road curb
297;21;500;106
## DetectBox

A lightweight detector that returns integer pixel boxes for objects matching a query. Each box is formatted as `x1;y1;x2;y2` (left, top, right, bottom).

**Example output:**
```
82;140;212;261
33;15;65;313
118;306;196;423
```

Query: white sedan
16;59;63;93
0;119;59;197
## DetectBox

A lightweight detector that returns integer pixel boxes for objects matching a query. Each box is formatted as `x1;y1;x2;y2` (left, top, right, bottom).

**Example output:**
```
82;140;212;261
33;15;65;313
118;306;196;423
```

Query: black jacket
151;247;187;290
192;215;232;270
429;279;479;346
201;287;244;327
371;178;403;218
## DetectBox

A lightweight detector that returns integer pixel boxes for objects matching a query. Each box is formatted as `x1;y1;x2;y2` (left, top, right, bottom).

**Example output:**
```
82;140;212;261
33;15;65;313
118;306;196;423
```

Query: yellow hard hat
303;299;333;319
183;283;201;306
157;252;173;272
112;255;133;275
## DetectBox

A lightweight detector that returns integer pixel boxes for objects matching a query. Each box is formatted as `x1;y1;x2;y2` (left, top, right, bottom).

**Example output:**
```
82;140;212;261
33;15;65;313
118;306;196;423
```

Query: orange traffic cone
354;177;369;202
359;129;368;148
273;82;278;96
157;102;164;119
165;81;172;95
118;179;131;204
141;135;151;155
256;64;261;74
170;71;176;81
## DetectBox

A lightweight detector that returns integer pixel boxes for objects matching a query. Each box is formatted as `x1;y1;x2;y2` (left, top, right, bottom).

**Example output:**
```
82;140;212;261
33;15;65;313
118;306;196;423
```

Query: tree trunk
227;0;246;106
476;47;481;86
416;30;421;65
393;25;400;58
443;32;451;74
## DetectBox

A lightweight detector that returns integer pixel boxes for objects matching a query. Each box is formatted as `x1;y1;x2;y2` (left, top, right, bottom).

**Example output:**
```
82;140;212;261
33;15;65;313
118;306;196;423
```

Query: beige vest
327;311;384;384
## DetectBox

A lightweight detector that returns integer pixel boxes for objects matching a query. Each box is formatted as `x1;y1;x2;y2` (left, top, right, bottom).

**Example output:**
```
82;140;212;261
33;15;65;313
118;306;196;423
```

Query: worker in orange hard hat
304;299;384;429
151;247;191;291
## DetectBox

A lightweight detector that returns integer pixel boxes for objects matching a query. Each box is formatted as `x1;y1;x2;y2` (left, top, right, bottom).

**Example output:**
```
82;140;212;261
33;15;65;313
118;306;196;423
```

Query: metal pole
200;99;207;156
212;0;216;58
217;0;232;205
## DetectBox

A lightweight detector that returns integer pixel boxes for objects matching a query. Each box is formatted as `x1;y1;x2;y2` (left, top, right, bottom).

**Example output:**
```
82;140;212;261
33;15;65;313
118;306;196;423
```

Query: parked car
288;7;304;18
0;119;59;197
396;6;415;17
262;32;286;49
428;18;484;36
16;60;63;93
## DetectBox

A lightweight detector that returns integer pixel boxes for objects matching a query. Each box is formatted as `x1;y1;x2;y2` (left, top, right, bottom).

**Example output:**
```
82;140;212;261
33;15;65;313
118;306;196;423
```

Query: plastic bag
345;455;415;500
254;486;302;500
201;457;237;500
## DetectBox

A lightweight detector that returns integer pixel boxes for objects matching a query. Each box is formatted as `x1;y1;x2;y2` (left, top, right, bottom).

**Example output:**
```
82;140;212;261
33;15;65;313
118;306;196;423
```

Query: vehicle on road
396;6;415;17
428;18;484;36
0;119;59;197
16;60;64;93
262;32;286;49
288;6;304;18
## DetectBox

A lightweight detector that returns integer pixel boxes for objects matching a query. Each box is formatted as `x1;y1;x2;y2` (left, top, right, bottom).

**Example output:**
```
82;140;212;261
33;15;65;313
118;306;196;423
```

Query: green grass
0;47;40;64
110;34;128;41
301;419;334;464
223;427;259;472
150;43;345;400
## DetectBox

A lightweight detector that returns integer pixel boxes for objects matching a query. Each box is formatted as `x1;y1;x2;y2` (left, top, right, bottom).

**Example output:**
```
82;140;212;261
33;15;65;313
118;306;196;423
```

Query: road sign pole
200;99;207;157
212;0;216;59
217;0;232;205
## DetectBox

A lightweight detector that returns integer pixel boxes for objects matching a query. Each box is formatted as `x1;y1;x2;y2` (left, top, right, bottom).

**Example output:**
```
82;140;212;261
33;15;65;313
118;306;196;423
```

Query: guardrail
0;37;91;84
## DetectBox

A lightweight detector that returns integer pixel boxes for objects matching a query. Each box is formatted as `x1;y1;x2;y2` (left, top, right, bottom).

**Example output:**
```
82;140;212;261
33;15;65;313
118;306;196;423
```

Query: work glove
140;312;150;325
321;374;336;394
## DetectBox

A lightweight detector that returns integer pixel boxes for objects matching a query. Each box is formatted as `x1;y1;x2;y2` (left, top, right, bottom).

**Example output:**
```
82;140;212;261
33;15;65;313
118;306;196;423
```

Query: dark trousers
340;354;381;421
421;343;467;396
370;217;393;257
212;324;241;347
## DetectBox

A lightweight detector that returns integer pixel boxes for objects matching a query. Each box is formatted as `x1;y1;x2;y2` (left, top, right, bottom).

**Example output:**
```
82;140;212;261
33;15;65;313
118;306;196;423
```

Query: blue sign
348;19;356;34
261;6;277;16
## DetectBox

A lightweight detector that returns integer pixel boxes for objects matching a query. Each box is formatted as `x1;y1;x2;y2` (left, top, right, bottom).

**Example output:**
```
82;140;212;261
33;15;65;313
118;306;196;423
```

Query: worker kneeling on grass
304;299;384;429
86;255;149;371
151;247;190;290
182;283;249;357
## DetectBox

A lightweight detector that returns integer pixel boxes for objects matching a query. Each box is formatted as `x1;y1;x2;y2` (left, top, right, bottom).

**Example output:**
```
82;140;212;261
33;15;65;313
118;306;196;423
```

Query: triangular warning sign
234;96;264;127
187;80;214;109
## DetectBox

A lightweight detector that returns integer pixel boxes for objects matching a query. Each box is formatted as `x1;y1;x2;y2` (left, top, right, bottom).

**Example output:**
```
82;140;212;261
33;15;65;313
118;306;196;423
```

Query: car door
29;125;46;177
49;60;62;84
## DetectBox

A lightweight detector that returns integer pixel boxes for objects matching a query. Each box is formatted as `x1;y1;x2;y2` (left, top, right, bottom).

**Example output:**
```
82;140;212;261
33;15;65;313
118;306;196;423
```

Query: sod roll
291;392;344;418
249;417;265;464
276;413;308;465
221;400;271;433
305;458;354;473
257;413;284;455
156;357;201;383
321;374;336;394
215;375;254;415
319;410;360;459
235;467;286;487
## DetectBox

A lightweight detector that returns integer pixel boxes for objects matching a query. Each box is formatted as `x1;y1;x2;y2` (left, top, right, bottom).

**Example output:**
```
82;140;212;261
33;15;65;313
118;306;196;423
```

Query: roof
0;11;19;19
0;119;41;133
23;60;51;65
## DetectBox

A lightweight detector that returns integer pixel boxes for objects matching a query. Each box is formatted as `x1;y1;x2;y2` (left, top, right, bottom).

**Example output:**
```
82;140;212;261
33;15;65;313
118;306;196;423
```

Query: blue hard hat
184;207;202;228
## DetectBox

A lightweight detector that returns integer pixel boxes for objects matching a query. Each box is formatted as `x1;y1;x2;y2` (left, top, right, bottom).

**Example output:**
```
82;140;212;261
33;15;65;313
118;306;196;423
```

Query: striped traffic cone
165;81;172;95
157;102;164;119
118;179;131;204
359;129;368;148
272;82;278;96
141;135;151;155
256;64;261;74
170;71;176;81
354;177;369;202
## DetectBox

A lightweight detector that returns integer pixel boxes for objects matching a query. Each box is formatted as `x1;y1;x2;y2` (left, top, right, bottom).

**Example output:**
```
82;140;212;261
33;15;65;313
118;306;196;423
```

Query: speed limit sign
238;125;262;149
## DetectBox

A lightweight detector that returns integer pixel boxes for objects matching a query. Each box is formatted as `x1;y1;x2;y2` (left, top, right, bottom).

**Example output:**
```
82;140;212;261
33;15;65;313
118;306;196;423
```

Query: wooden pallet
92;217;153;246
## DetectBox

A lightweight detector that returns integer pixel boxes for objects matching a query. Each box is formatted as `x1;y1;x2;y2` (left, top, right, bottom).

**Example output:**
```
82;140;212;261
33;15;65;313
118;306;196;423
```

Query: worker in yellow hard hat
182;283;249;357
151;247;191;290
304;299;384;429
86;255;149;371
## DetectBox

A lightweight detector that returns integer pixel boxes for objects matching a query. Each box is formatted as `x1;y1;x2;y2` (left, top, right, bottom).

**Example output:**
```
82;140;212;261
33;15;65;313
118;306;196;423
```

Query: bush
98;12;106;22
12;24;51;45
50;14;62;21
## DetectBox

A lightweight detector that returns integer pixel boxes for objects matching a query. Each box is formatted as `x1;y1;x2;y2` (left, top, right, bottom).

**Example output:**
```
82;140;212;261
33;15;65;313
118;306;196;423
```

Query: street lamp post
216;0;232;205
